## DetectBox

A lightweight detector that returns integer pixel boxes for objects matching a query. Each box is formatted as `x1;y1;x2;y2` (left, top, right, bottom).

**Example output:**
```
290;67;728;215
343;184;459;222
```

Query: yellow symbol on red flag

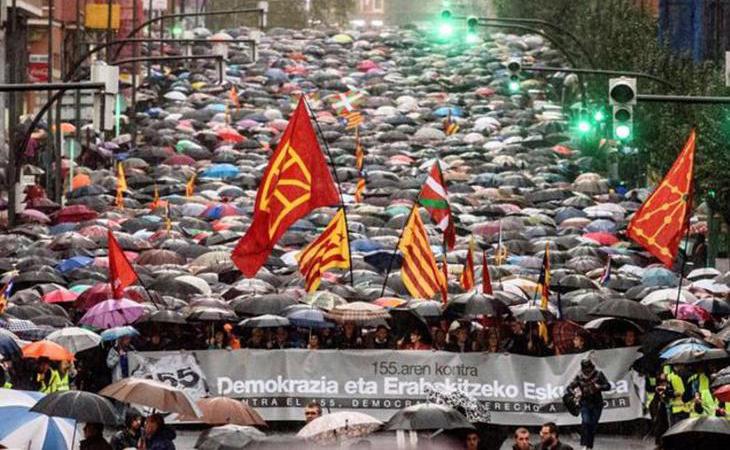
627;130;696;268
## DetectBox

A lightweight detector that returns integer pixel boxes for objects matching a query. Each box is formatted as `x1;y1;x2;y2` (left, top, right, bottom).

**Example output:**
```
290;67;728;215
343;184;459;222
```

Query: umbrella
297;411;382;442
286;308;334;329
0;388;77;450
30;390;121;425
22;340;74;361
98;378;201;417
661;416;730;450
326;301;390;324
589;298;661;323
237;315;290;328
195;424;265;450
45;327;101;354
0;333;21;359
180;397;266;426
79;298;145;329
100;326;140;342
383;403;475;431
666;348;728;365
41;288;79;304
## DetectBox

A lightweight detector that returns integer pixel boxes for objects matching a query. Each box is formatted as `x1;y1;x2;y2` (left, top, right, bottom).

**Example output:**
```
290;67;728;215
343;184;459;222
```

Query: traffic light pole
636;94;730;104
521;65;677;90
2;82;107;228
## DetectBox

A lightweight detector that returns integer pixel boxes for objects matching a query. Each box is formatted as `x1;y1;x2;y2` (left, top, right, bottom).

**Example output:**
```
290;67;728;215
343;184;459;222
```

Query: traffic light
171;22;183;37
506;57;521;93
438;10;454;39
465;16;479;44
593;109;605;123
609;77;636;141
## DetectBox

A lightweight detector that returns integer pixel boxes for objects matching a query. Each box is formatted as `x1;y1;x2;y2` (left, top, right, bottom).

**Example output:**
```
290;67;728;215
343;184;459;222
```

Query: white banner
131;348;645;425
131;353;207;400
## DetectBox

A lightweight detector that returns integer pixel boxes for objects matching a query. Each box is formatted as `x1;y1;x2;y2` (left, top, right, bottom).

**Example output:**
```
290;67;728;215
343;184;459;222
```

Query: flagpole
380;204;417;298
674;196;694;317
302;95;355;288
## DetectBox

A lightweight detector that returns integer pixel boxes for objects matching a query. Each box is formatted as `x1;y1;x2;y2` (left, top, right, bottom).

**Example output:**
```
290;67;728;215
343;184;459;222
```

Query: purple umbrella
79;299;144;329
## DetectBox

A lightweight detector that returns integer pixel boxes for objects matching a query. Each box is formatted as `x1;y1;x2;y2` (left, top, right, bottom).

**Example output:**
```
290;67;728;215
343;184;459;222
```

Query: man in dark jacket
80;423;112;450
539;422;573;450
143;414;176;450
567;359;611;450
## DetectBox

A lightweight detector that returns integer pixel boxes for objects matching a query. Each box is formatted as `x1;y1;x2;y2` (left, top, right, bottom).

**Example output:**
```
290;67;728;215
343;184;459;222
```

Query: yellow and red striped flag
164;202;172;233
355;177;365;203
460;238;475;291
297;208;351;292
115;162;127;209
229;86;240;109
538;243;551;342
355;129;364;171
398;206;446;299
186;173;196;198
443;111;460;136
441;254;449;304
344;111;364;130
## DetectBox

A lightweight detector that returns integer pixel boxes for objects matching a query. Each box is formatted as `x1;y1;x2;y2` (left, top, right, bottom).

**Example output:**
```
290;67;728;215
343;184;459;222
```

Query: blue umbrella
100;326;140;343
660;341;712;359
584;219;617;233
201;164;240;179
0;389;77;450
0;333;21;359
433;106;463;118
56;256;94;275
364;251;402;272
205;103;227;113
287;308;334;329
642;267;678;287
49;223;79;235
351;239;384;253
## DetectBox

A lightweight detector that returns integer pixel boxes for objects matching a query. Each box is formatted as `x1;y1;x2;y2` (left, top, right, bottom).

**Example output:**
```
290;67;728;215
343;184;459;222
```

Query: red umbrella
583;232;619;246
713;384;730;402
55;204;99;224
42;288;79;304
675;304;712;323
216;127;244;143
74;282;145;310
164;154;197;166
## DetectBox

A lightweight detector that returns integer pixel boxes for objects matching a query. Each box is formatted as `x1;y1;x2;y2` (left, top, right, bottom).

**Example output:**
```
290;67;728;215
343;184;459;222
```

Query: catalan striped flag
495;221;508;265
297;208;351;292
186;173;196;198
355;129;364;171
164;203;172;233
344;111;364;130
150;184;163;210
443;111;459;136
537;243;551;342
460;238;475;291
355;177;365;203
398;206;446;299
441;254;449;304
115;162;127;209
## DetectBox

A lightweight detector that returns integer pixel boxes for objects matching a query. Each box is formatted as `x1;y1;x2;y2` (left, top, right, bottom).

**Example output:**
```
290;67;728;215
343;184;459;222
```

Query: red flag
482;250;493;295
231;97;339;277
108;230;138;299
627;130;696;268
460;239;475;291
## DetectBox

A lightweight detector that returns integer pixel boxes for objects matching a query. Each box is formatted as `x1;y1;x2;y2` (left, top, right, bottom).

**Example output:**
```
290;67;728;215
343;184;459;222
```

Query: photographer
649;373;673;445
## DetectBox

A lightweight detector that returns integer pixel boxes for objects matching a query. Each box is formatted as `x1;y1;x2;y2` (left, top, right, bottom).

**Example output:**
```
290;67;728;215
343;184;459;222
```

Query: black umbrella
383;403;475;431
30;390;122;425
588;298;661;324
661;416;730;450
140;309;187;324
666;348;729;365
444;292;510;319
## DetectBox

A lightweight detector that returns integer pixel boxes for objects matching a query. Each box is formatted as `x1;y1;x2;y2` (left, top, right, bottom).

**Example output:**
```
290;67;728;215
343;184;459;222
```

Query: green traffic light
508;81;520;92
615;124;631;140
466;33;480;44
438;22;454;38
593;111;605;122
171;23;183;37
578;120;591;133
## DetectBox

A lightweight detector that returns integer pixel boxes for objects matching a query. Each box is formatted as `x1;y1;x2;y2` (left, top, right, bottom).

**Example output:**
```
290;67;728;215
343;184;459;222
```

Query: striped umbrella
0;388;77;450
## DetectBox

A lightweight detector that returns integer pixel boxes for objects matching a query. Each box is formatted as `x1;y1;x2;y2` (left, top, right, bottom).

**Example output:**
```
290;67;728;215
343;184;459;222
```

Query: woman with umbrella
398;328;431;350
106;335;135;383
566;359;611;450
